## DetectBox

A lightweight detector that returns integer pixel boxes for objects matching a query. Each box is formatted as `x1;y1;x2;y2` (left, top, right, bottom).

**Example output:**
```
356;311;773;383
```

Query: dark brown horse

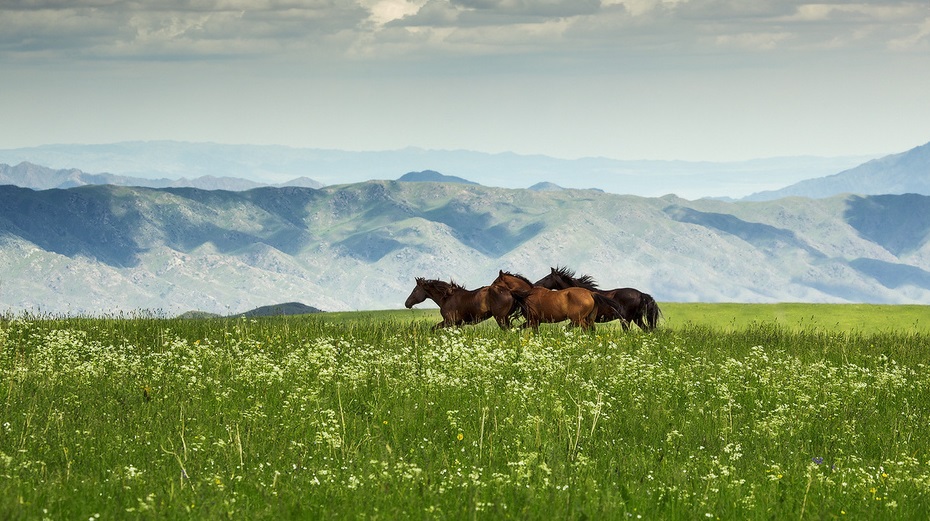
491;270;620;331
404;277;517;329
534;266;662;331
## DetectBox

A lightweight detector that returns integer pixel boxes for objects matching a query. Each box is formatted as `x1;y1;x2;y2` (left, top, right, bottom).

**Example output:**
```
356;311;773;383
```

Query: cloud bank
2;1;927;64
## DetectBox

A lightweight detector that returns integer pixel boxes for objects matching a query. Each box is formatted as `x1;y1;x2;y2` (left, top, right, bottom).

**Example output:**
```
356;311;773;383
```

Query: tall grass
1;307;929;519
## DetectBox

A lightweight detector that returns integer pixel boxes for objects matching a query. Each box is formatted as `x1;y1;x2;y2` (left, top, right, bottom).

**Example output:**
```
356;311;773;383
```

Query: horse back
525;287;594;316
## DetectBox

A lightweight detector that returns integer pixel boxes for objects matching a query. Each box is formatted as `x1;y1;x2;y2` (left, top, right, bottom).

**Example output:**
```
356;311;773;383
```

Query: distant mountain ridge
0;161;323;191
745;142;930;201
1;181;929;315
0;140;878;199
398;170;479;185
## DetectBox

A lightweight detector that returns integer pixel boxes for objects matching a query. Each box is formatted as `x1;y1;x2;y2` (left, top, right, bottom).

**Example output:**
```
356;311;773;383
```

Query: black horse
535;266;662;331
404;277;518;329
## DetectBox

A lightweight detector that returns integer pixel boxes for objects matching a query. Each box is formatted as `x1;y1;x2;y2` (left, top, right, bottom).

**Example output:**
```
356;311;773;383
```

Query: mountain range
0;140;881;199
1;140;928;200
745;142;930;201
1;180;928;316
0;161;323;192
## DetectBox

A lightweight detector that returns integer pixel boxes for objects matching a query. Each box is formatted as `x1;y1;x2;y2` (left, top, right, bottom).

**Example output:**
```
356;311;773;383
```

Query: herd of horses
404;266;661;332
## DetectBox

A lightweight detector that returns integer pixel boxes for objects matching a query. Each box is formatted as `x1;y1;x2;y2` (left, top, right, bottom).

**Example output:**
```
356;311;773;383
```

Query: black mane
418;278;466;291
553;266;599;290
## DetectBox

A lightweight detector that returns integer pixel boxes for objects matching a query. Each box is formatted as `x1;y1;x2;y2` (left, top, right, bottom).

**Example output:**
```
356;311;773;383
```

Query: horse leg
436;310;461;330
619;315;632;331
522;317;539;332
494;313;509;329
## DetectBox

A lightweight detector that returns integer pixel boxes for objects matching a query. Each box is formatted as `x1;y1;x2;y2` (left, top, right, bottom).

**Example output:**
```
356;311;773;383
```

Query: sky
1;0;929;162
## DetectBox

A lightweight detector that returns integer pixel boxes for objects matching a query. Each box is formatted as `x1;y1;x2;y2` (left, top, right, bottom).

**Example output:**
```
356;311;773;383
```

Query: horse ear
499;270;504;276
551;267;557;273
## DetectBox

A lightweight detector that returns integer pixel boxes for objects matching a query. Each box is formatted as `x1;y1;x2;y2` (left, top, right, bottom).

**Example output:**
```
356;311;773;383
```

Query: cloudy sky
1;0;929;161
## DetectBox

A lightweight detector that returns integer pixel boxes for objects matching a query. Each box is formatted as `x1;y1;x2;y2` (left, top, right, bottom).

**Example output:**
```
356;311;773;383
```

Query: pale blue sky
1;0;928;161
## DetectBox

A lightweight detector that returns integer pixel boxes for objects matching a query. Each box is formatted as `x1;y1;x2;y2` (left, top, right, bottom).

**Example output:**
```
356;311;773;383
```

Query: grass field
1;304;929;519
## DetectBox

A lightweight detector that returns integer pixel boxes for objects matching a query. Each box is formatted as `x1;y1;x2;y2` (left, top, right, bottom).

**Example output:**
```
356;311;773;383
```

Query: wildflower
812;457;824;465
457;433;464;441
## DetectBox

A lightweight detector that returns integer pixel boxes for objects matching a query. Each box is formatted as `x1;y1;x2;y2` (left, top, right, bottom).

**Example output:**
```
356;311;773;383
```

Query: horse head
404;277;429;308
534;266;568;289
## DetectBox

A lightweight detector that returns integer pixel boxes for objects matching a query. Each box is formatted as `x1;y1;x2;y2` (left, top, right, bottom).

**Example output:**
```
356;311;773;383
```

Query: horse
534;266;661;330
534;266;662;331
491;270;621;331
491;270;535;293
404;277;517;329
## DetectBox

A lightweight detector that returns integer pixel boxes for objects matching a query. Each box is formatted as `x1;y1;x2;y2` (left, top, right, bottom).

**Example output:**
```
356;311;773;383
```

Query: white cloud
362;0;427;26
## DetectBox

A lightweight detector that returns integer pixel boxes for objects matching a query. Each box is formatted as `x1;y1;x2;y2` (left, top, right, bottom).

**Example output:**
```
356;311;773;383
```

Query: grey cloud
391;0;601;28
451;0;601;17
1;0;925;64
0;0;369;60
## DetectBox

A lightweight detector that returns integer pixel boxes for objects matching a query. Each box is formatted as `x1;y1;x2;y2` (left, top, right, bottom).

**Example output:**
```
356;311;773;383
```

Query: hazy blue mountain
0;141;873;199
0;161;317;191
745;141;930;201
0;161;149;190
277;177;325;189
528;182;564;191
1;182;929;315
397;170;479;185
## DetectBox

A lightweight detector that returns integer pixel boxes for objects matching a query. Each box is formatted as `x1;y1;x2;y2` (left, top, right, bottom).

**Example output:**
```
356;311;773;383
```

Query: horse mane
499;270;534;286
553;265;599;290
418;278;465;292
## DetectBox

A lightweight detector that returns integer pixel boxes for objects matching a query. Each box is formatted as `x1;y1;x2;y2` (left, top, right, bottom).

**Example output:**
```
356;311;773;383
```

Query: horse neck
500;276;532;291
421;282;453;304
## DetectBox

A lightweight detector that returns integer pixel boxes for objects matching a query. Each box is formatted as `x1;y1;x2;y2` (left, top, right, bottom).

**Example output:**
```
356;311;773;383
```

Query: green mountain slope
1;182;928;315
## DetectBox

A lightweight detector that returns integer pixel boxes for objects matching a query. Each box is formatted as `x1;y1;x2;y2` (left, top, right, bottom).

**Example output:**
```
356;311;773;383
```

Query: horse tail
508;289;531;322
641;293;662;330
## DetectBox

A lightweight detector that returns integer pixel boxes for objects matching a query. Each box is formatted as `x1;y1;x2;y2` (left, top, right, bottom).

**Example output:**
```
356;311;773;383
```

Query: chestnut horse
491;270;620;331
535;266;661;331
404;277;517;329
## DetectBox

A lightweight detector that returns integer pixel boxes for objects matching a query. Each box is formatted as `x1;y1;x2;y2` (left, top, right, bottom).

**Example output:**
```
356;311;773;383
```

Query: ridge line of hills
6;140;928;199
1;180;929;315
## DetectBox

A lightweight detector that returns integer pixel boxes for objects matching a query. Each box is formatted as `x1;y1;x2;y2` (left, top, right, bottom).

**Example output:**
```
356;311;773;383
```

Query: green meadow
1;304;929;519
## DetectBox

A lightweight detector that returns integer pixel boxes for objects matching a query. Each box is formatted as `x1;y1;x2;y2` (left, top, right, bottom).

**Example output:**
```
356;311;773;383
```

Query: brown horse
491;270;620;331
404;277;517;329
491;270;535;293
535;266;662;331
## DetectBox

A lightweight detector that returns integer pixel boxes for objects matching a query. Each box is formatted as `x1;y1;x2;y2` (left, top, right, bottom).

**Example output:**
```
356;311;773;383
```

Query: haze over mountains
0;141;928;315
0;141;877;200
745;142;930;201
